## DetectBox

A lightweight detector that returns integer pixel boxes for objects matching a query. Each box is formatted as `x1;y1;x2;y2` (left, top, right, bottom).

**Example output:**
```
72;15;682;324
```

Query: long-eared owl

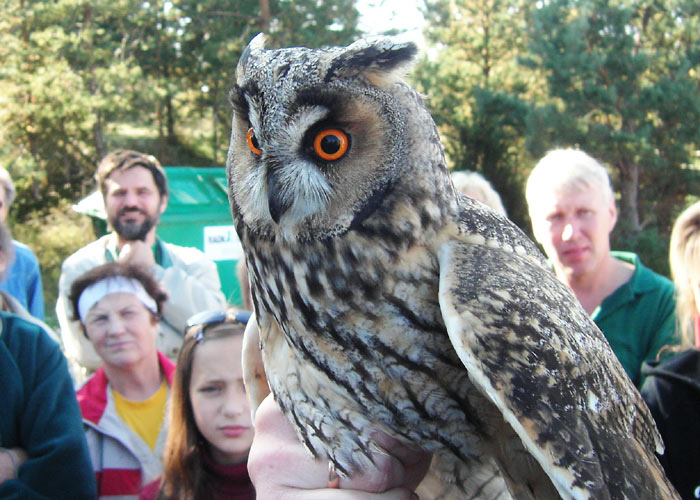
226;34;679;499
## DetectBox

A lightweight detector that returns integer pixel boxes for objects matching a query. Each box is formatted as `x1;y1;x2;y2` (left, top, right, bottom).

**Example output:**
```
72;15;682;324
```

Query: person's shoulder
76;367;109;422
0;310;61;355
641;349;700;411
139;477;161;500
158;351;177;384
1;292;60;341
12;240;37;257
641;265;674;292
1;310;43;335
615;251;674;292
650;349;700;376
640;263;674;292
61;234;111;270
10;240;40;269
160;240;210;263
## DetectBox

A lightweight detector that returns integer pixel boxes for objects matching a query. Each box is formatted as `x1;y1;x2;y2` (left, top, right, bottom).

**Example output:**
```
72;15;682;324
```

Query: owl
227;34;679;499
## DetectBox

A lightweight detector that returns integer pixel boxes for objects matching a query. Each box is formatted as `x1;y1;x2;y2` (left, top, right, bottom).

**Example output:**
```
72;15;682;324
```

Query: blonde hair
0;166;16;207
526;149;614;216
0;222;15;282
669;200;700;348
451;171;507;215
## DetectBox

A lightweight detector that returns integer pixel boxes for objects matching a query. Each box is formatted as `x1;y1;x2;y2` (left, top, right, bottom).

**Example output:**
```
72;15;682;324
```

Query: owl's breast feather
247;227;489;474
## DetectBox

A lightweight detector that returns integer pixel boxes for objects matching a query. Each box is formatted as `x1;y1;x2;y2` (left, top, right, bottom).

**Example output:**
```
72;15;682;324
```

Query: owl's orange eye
313;129;349;161
247;128;262;156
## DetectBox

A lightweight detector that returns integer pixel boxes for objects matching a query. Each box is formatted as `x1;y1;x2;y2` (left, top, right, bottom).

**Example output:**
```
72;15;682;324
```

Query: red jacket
77;352;176;499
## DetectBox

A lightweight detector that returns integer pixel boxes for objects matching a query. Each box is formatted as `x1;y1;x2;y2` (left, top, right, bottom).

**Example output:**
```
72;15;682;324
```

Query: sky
356;0;426;46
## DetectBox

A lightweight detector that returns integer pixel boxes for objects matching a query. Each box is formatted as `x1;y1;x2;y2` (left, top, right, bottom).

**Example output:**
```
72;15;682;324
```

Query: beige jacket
56;233;227;383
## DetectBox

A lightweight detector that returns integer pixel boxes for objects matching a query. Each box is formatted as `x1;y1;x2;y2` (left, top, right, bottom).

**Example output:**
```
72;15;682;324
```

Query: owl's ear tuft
324;37;418;86
238;33;267;80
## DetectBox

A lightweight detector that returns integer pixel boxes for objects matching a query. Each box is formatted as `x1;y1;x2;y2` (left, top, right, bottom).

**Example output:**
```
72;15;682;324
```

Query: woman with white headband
69;262;173;500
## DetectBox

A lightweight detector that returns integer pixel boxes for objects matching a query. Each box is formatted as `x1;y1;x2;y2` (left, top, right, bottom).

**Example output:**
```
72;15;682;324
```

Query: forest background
1;0;700;326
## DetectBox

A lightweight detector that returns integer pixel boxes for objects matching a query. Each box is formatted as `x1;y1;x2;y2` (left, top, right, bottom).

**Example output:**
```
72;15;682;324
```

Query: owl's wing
437;231;678;499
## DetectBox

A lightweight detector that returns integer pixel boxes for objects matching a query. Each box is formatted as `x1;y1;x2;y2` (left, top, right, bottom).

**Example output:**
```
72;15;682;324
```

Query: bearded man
56;150;226;382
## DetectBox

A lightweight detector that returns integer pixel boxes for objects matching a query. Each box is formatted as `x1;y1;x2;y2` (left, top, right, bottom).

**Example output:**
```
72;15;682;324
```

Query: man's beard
110;208;159;241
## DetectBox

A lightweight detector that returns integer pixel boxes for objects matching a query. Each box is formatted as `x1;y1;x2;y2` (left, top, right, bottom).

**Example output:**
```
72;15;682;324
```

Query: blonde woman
641;200;700;500
451;170;507;215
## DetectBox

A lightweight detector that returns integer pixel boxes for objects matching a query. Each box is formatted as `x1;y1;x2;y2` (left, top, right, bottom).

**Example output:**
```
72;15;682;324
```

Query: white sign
203;225;243;261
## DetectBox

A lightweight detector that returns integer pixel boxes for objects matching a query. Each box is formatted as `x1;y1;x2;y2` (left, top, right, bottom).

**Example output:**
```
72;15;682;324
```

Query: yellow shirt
112;381;167;451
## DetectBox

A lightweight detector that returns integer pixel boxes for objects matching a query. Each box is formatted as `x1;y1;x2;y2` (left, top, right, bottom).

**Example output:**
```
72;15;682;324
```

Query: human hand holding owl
248;394;430;499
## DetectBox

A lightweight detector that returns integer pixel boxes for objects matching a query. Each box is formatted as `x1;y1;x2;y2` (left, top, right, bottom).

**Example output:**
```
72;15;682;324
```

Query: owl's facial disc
267;166;291;223
246;103;353;226
256;110;349;226
232;77;399;237
265;122;351;225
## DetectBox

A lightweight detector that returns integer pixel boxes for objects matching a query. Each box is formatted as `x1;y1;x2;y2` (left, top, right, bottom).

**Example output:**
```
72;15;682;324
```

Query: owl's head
227;34;447;241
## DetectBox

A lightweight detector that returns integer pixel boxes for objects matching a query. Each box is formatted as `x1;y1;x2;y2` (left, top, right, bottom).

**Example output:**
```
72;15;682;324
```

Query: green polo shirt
592;251;678;387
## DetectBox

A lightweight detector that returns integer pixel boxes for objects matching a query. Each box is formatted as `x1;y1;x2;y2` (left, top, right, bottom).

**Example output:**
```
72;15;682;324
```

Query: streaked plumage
227;33;679;499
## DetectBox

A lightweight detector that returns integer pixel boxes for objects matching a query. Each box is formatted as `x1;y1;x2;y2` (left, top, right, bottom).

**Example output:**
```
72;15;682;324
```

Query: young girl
140;310;255;500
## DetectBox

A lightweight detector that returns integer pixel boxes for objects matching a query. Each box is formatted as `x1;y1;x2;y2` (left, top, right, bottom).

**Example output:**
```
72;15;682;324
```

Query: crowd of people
0;147;697;499
56;149;227;383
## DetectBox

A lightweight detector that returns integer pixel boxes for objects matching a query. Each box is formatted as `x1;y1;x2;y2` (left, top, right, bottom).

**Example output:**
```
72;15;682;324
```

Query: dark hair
68;262;167;324
157;310;249;500
95;149;168;199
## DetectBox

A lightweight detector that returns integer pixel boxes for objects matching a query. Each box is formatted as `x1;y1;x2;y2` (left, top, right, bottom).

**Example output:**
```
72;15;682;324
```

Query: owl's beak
267;168;291;224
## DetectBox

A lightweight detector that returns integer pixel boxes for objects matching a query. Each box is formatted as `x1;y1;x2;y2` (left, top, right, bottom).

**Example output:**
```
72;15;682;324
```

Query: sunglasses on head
185;310;252;342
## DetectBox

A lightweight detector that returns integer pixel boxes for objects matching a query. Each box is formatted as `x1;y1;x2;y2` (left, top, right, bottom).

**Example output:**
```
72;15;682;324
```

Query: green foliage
0;0;360;322
159;0;360;164
4;0;700;307
0;0;361;222
269;0;360;48
526;0;700;250
0;0;151;219
10;203;95;328
414;0;537;229
415;0;700;270
612;224;670;277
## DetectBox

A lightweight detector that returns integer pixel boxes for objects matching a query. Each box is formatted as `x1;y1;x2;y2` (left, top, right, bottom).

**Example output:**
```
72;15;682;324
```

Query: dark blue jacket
0;311;96;499
641;349;700;500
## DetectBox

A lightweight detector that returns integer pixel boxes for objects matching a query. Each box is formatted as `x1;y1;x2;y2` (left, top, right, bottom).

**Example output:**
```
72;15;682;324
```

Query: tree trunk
615;158;642;236
212;84;219;164
157;99;165;160
166;94;177;145
93;111;106;159
259;0;271;32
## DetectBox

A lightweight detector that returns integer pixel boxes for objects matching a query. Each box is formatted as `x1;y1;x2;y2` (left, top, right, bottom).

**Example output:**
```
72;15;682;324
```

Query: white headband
78;276;158;322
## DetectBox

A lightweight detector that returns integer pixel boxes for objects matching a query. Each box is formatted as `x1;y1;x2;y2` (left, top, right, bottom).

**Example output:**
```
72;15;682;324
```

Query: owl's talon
328;462;340;489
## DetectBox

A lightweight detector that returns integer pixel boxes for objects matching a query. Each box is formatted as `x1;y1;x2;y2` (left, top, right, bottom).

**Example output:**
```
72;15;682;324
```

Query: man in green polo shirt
526;148;678;387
